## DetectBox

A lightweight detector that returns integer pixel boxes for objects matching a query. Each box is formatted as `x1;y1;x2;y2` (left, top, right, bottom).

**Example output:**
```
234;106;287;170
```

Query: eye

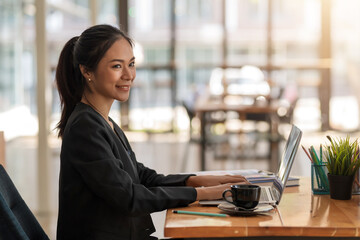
112;64;121;69
129;62;135;67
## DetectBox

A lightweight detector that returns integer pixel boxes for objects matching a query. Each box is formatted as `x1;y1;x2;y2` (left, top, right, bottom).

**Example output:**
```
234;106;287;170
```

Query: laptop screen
272;125;302;204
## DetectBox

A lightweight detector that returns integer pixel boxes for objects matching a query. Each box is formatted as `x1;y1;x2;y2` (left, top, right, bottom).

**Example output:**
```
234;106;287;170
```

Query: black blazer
57;103;197;240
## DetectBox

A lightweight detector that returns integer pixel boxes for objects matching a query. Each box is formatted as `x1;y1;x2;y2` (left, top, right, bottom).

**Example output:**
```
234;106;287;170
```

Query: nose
121;66;133;81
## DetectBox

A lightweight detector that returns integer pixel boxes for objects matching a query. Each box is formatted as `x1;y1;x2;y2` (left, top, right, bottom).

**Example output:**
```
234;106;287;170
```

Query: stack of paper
195;169;299;187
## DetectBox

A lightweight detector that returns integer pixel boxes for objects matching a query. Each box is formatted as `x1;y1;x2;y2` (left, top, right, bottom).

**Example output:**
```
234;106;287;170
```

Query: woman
55;24;248;240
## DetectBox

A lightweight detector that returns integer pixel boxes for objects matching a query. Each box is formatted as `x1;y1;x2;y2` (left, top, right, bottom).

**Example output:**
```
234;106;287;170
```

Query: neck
82;94;110;121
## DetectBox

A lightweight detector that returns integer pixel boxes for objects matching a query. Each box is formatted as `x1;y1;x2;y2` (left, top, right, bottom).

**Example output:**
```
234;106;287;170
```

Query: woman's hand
186;175;249;188
186;175;251;201
195;182;247;200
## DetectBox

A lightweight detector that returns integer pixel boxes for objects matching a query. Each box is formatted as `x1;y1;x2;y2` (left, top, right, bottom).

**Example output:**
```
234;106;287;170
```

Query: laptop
199;124;302;206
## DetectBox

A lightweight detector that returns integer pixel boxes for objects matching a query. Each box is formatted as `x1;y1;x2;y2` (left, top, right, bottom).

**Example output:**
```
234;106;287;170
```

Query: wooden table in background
164;178;360;239
195;98;280;172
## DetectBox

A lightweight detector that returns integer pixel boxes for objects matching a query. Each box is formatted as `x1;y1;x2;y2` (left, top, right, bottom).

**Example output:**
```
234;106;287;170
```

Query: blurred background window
0;0;360;139
2;2;360;238
226;0;267;66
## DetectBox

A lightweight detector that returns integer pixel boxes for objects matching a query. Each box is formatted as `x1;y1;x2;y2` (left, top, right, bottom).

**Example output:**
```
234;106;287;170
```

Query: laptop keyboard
260;189;270;202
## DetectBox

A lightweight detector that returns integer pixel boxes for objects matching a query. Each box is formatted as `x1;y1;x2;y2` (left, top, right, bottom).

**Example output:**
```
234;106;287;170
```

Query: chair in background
208;66;274;160
180;100;201;172
276;83;299;125
180;99;228;171
0;164;49;240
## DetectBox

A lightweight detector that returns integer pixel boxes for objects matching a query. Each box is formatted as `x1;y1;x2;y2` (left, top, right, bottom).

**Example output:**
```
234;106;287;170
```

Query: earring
88;78;91;82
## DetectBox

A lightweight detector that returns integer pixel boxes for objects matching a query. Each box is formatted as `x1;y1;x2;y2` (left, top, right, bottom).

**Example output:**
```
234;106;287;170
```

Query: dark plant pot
327;173;355;200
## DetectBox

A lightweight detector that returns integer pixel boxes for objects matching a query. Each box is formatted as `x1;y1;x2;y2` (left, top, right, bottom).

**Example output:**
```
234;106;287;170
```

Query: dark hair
55;24;133;138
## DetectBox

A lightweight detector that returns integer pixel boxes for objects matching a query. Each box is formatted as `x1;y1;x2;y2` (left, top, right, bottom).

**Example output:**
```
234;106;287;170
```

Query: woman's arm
62;111;196;216
115;127;196;188
186;175;249;187
186;175;250;200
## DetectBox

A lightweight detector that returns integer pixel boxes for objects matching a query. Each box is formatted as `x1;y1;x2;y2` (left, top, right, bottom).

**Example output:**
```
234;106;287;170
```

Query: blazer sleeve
62;111;196;217
135;160;195;187
116;129;195;187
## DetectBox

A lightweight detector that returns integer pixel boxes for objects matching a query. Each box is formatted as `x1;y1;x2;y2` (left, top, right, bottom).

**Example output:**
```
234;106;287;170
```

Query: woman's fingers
220;175;249;184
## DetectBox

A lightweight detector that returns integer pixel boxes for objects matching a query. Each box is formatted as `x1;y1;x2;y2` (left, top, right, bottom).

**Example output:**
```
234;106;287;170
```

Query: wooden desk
164;178;360;239
195;98;280;171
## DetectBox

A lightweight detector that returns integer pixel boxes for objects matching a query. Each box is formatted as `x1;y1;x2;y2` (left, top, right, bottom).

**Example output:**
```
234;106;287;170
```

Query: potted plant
324;136;360;200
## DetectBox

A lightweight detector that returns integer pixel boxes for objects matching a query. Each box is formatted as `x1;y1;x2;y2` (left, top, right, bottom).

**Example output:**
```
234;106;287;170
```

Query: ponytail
55;24;134;138
55;36;85;138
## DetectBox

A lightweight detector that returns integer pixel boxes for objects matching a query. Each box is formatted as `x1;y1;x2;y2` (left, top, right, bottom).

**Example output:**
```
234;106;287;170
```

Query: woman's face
89;38;136;103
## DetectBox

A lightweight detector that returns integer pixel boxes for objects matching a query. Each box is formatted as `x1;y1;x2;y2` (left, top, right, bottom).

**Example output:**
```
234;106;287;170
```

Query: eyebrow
109;57;136;63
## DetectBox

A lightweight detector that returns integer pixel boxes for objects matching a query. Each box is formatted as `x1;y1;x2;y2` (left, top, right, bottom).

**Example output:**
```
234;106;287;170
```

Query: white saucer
218;202;274;216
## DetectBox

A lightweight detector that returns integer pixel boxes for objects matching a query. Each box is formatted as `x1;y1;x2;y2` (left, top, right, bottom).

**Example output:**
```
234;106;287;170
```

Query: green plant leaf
325;135;360;176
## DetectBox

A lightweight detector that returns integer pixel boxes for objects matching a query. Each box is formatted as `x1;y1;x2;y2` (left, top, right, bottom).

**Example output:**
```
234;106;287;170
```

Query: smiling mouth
116;86;130;90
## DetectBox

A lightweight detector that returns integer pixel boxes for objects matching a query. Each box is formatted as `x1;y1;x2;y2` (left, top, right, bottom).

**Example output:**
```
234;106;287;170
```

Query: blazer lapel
111;122;139;181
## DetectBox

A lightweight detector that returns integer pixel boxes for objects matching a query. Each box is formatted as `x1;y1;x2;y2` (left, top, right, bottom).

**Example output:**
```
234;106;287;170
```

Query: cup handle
222;189;234;204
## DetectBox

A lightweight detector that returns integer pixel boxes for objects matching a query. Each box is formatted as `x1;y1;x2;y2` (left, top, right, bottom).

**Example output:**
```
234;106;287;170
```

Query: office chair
0;164;49;240
277;84;299;125
180;100;200;171
180;100;229;170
